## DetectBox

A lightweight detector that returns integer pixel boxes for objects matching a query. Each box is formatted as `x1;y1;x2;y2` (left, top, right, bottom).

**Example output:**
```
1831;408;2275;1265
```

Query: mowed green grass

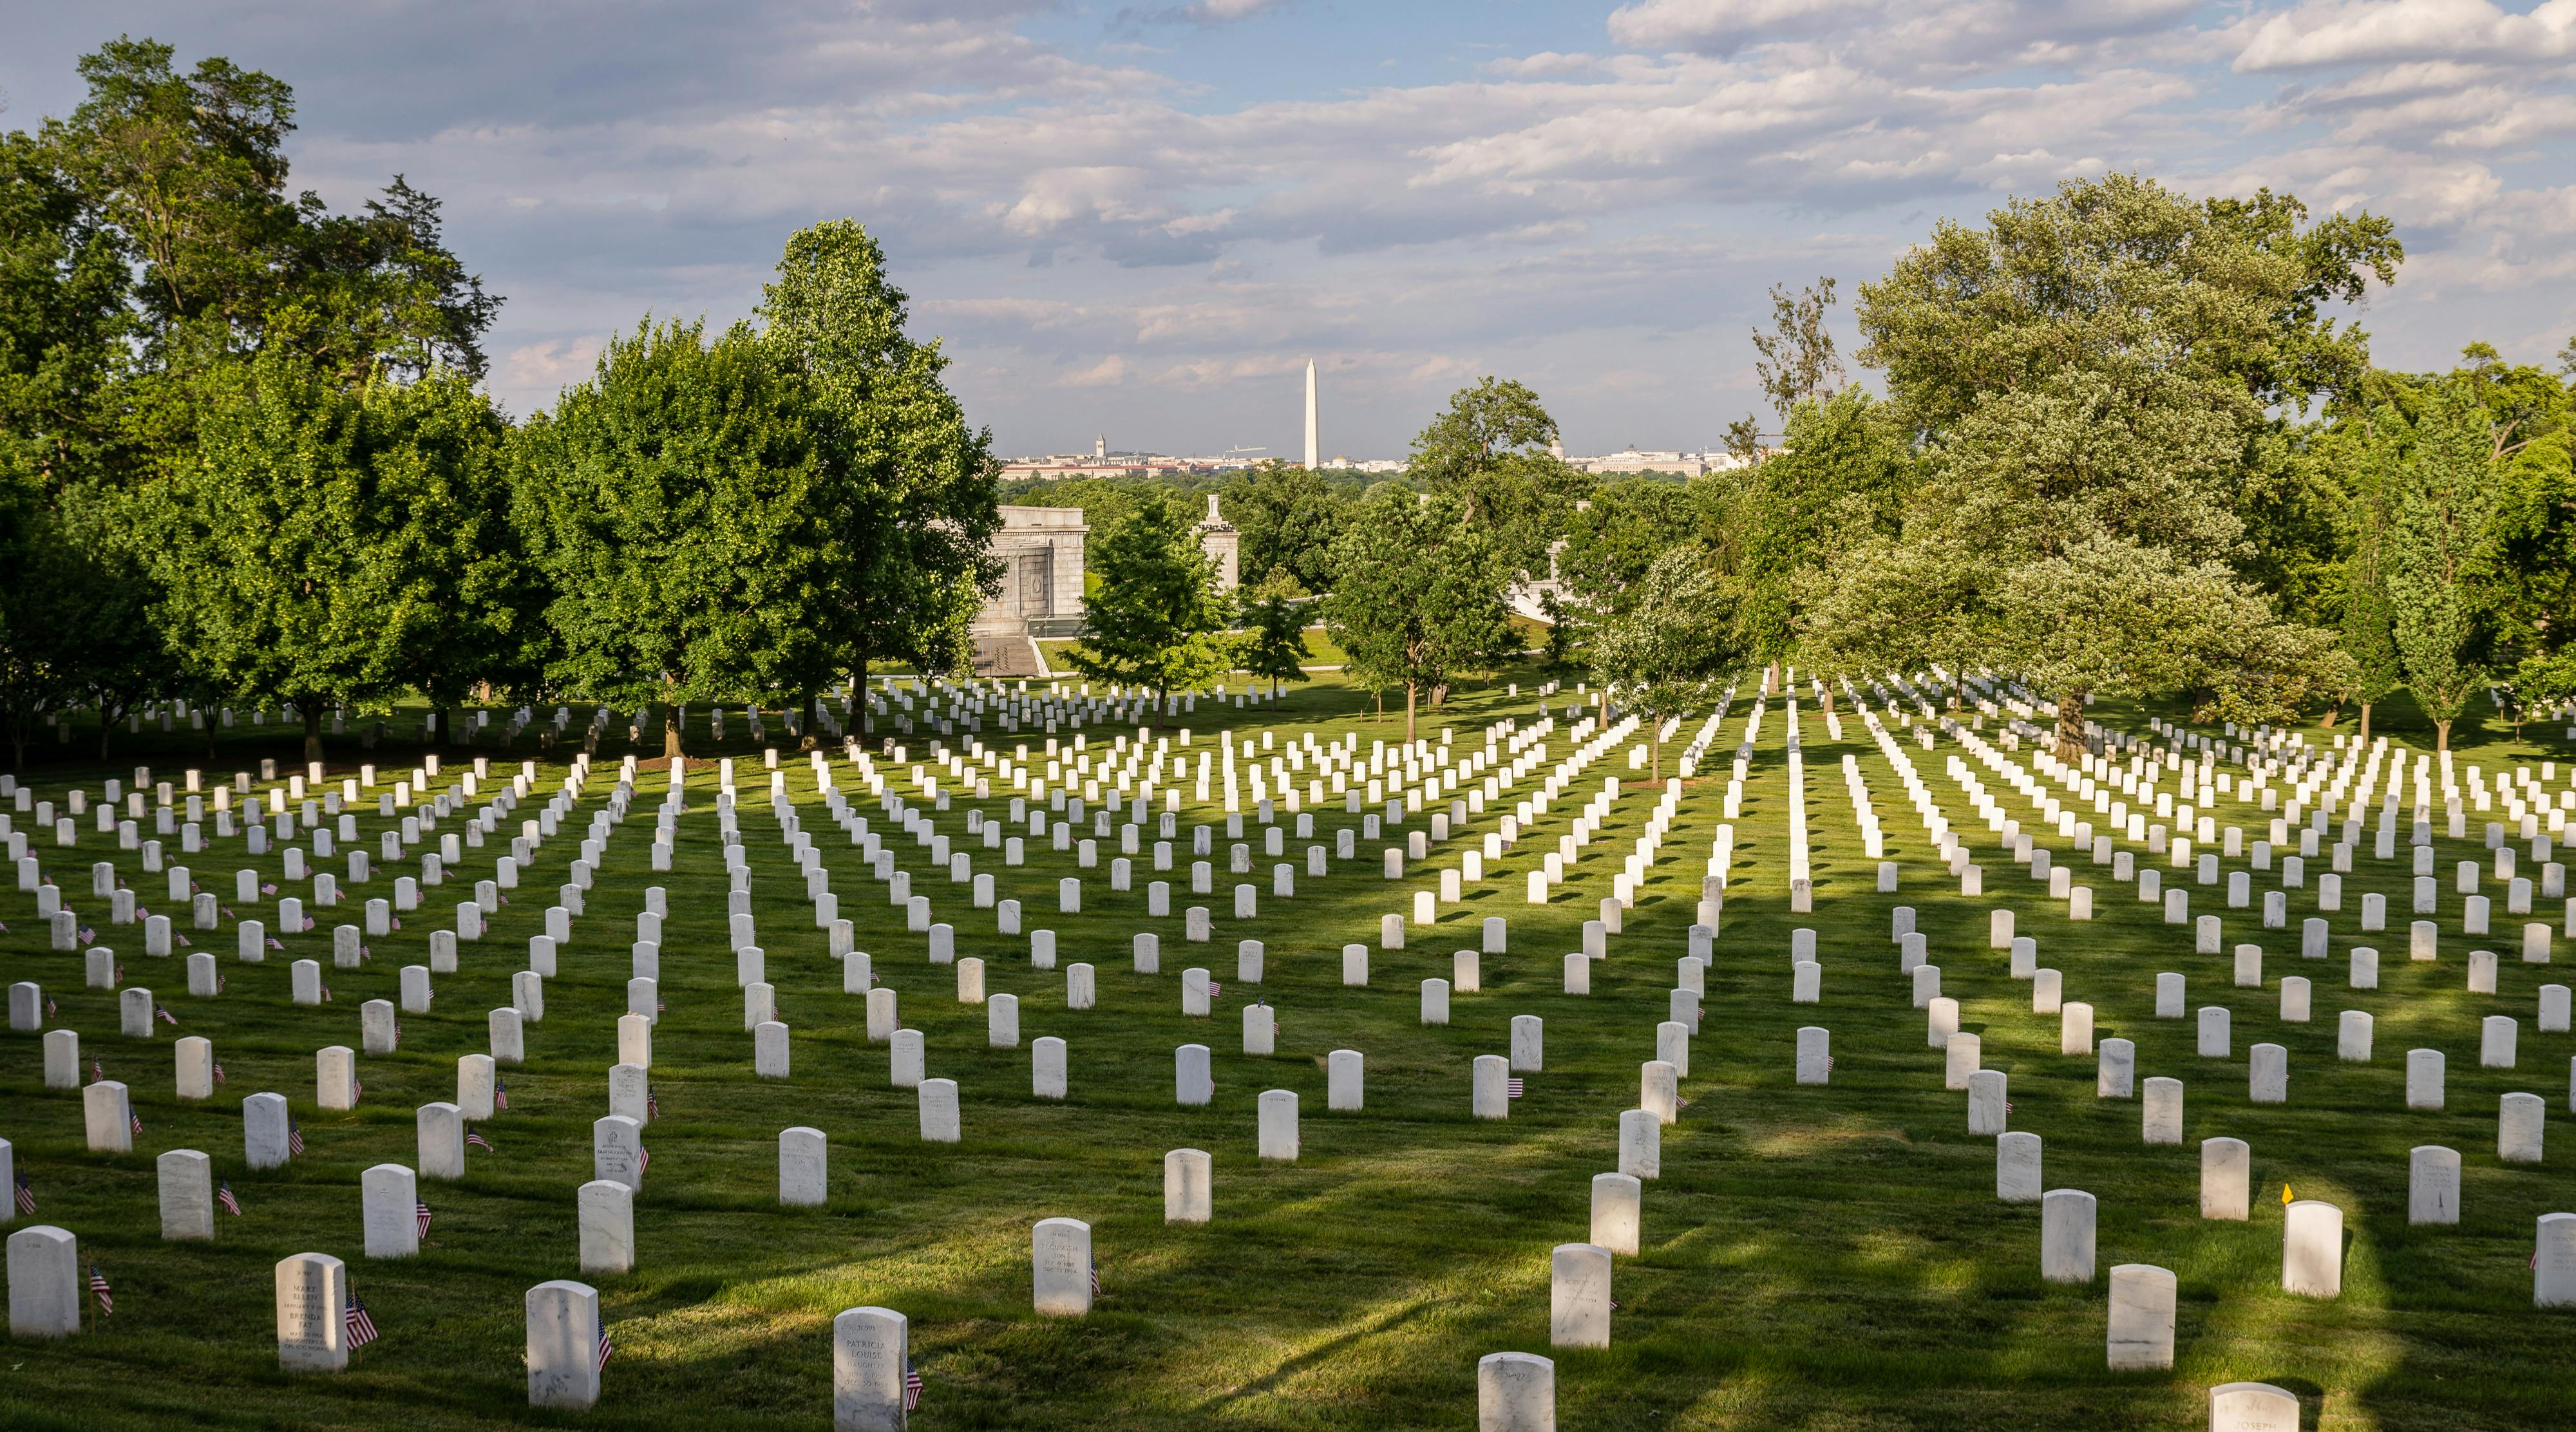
0;677;2571;1430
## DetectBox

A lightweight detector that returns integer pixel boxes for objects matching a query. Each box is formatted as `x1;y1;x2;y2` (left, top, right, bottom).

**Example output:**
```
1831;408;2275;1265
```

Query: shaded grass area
0;675;2570;1429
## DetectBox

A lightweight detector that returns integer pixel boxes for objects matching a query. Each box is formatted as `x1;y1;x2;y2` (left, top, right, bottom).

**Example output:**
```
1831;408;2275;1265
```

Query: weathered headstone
526;1279;604;1409
274;1251;348;1371
1032;1217;1093;1316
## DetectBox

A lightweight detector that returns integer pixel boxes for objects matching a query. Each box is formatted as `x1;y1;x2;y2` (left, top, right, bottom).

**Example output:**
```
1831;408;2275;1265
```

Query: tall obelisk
1303;360;1319;469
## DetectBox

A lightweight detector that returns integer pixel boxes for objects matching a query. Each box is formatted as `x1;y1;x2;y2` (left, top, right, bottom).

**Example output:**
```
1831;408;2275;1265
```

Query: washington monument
1303;360;1318;469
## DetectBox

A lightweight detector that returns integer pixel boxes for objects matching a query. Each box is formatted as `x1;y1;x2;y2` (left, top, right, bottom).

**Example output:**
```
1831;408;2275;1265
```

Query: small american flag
115;963;125;982
345;1288;379;1348
14;1176;34;1214
320;984;332;1003
177;934;191;948
466;1127;493;1152
44;996;56;1019
213;1062;226;1084
414;1201;432;1237
1610;1297;1622;1310
288;1120;305;1155
637;1145;650;1177
1089;1257;1101;1296
595;1323;613;1374
904;1360;924;1411
217;1180;242;1216
645;1087;658;1122
155;1005;176;1026
1507;1078;1526;1099
265;936;284;950
91;1060;103;1084
2005;1100;2016;1113
1825;1057;1835;1070
1206;980;1221;999
79;927;95;945
129;1111;142;1135
260;883;277;896
493;1079;509;1111
352;1080;363;1106
88;1263;112;1315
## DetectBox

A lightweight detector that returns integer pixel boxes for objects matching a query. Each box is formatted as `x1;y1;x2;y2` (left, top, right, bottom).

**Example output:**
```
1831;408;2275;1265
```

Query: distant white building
1562;446;1747;477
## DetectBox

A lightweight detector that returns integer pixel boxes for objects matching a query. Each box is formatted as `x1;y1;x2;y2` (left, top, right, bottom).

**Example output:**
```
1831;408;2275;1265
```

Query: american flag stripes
155;1005;176;1026
43;997;56;1019
904;1360;924;1411
320;984;332;1003
1089;1258;1101;1296
217;1180;242;1216
288;1120;306;1156
115;964;124;983
414;1201;433;1237
88;1263;111;1315
465;1127;493;1152
595;1324;614;1374
213;1062;226;1084
637;1145;650;1177
493;1079;509;1111
15;1175;34;1215
90;1060;102;1084
352;1080;363;1106
1206;980;1221;999
345;1289;379;1348
129;1111;142;1135
645;1088;658;1122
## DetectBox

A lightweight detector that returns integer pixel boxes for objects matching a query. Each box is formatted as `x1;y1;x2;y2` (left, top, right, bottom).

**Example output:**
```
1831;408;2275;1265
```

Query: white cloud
2233;0;2576;71
23;0;2568;450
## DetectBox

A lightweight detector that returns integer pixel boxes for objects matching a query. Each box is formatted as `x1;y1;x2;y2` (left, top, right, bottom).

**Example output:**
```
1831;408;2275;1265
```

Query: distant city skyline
8;2;2572;456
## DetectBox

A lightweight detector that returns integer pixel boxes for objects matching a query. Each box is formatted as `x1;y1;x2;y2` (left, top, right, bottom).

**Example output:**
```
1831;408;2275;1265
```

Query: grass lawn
0;675;2570;1428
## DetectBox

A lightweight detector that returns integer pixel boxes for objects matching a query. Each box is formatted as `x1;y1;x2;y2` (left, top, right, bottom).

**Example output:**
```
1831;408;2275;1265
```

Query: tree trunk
97;711;112;762
2435;718;2452;752
1819;687;1835;715
303;706;323;768
2357;702;2374;748
429;706;450;756
2055;690;2088;760
661;688;684;761
2319;704;2339;729
1404;682;1418;744
1651;724;1662;782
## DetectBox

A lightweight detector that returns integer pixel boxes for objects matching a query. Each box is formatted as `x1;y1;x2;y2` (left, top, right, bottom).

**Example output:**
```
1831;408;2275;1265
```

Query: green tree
2515;646;2576;711
1325;490;1518;741
758;220;996;702
1235;570;1313;698
1726;276;1845;464
0;124;140;768
1222;460;1349;591
513;319;849;758
2383;383;2499;751
1406;377;1589;570
1736;387;1914;681
43;39;498;457
144;353;509;763
1821;174;2364;753
1589;548;1738;778
1549;477;1703;671
1062;490;1232;711
2333;419;2407;746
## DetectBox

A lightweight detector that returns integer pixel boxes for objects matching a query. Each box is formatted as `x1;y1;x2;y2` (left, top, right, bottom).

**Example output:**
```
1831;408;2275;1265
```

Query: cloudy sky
6;0;2575;459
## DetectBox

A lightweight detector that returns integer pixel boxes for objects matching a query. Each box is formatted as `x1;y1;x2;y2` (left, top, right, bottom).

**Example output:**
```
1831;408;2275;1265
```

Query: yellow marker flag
2282;1183;2295;1205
